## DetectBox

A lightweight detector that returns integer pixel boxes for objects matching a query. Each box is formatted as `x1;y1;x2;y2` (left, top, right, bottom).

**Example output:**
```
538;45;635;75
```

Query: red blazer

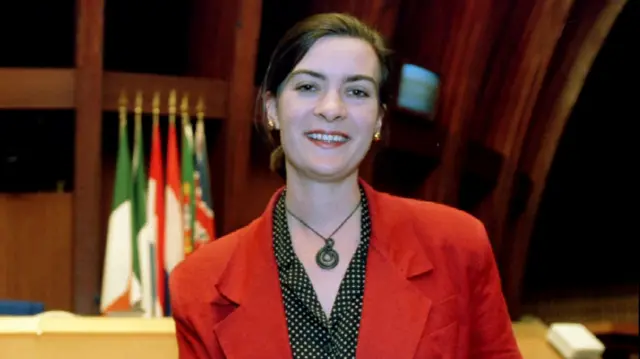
169;181;523;358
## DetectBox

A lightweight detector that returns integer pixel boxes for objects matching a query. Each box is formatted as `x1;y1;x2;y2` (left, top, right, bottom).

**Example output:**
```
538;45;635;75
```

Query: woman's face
267;36;384;182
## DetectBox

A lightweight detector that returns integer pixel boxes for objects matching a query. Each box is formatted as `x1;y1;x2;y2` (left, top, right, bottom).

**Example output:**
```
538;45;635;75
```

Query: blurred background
0;0;637;354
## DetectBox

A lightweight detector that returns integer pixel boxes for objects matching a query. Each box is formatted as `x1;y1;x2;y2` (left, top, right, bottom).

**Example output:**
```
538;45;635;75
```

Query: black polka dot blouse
272;186;372;359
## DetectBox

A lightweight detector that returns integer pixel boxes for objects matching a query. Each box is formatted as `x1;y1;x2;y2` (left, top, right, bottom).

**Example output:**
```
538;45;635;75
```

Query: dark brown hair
257;13;392;180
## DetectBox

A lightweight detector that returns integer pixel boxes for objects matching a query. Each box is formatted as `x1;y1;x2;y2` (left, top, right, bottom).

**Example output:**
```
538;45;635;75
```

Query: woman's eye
348;89;370;98
295;84;317;92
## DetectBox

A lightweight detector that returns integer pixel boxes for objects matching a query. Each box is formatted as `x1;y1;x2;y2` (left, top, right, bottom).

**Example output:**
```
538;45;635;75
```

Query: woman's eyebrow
289;69;377;85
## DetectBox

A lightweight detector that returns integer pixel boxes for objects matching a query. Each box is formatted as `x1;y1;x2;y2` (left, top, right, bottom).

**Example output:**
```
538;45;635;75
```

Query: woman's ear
265;92;280;130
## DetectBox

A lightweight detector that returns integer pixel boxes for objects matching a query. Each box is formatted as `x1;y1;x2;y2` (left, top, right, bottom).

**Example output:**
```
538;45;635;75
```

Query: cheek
277;97;310;130
351;105;380;134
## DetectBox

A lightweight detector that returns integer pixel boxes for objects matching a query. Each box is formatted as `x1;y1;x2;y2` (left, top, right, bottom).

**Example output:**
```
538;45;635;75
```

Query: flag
100;111;133;314
181;114;196;255
163;92;184;316
131;98;155;316
194;115;215;249
149;95;165;317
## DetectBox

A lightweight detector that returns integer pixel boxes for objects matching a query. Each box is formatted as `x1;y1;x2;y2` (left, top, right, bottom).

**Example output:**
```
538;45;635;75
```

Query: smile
304;131;350;148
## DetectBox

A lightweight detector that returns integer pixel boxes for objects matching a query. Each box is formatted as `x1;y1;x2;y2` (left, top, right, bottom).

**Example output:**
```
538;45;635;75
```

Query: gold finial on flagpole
181;93;190;125
118;89;128;127
135;90;143;117
134;91;143;137
169;89;177;124
196;96;205;122
152;91;160;125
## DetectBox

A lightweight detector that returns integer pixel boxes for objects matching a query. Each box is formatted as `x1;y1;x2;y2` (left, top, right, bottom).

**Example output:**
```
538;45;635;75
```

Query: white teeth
306;133;349;143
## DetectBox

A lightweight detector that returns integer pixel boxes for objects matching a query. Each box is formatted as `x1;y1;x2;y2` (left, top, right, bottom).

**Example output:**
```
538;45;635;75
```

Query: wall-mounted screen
396;63;440;119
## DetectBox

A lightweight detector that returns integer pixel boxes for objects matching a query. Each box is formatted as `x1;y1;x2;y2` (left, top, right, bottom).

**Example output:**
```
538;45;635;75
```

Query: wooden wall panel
501;0;627;318
186;0;263;234
222;0;264;233
0;69;75;110
470;0;575;259
0;194;73;311
187;0;236;80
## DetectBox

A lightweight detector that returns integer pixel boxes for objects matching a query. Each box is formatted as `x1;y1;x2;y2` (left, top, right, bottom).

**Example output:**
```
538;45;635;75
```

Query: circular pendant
316;238;339;270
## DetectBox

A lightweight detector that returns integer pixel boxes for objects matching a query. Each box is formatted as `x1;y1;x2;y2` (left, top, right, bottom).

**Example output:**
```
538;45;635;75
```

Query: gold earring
373;131;381;142
267;119;275;130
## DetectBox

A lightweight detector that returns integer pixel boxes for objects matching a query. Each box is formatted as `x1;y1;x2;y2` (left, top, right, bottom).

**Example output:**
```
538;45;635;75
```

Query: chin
301;163;357;182
286;151;364;182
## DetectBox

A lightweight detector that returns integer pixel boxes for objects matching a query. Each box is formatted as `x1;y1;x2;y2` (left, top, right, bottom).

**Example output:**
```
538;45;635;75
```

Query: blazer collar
360;179;434;277
213;179;434;359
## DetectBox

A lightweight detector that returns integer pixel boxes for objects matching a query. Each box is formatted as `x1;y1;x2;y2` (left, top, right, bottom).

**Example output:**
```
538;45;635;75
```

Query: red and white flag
148;112;165;317
162;106;184;316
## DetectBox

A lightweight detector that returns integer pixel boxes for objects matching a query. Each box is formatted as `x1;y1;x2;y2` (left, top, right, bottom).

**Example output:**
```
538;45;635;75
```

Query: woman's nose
314;91;347;122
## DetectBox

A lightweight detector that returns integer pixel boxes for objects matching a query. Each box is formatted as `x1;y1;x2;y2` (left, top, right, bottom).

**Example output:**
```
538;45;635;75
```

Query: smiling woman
169;13;522;359
265;35;384;183
259;13;391;182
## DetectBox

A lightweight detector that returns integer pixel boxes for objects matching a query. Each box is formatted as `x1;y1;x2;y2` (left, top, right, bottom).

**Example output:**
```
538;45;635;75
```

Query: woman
170;13;522;359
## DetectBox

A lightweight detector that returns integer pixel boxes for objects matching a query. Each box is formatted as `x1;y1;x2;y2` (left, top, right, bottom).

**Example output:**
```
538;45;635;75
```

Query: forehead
293;36;380;81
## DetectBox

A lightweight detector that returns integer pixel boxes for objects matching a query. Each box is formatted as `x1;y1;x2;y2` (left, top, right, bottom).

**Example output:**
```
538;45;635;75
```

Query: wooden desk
513;320;563;359
0;316;562;358
0;316;178;359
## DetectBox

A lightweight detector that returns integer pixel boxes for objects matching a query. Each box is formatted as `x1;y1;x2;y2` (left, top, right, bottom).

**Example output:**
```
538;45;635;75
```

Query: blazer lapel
356;181;435;359
213;188;293;359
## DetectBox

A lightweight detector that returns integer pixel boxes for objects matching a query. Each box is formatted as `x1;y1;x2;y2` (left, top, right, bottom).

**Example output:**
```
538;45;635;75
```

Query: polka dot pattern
272;186;371;359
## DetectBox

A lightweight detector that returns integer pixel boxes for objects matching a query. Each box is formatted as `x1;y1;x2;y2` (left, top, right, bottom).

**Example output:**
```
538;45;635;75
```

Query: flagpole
194;96;216;246
181;94;196;255
146;91;163;317
130;91;145;313
163;89;184;316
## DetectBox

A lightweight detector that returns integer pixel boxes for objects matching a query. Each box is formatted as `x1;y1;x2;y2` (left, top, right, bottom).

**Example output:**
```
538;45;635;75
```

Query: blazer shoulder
169;220;259;306
383;193;490;253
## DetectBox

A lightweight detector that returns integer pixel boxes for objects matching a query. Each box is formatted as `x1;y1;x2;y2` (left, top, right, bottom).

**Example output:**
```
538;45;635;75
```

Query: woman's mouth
304;130;350;148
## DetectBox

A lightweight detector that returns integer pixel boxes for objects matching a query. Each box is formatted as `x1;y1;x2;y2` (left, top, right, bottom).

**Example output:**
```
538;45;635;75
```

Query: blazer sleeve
469;221;523;359
170;275;216;359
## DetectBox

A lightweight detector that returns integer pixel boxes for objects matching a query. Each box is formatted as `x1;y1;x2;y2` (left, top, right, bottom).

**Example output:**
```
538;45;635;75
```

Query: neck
284;169;361;231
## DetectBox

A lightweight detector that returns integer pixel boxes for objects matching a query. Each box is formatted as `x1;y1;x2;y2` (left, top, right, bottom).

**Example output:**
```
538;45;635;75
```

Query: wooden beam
73;0;105;315
0;68;228;118
0;68;75;109
102;72;228;117
222;0;263;232
501;0;627;318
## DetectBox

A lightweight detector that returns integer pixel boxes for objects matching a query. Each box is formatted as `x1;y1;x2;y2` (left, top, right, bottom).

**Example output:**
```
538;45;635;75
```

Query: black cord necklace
286;198;361;270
